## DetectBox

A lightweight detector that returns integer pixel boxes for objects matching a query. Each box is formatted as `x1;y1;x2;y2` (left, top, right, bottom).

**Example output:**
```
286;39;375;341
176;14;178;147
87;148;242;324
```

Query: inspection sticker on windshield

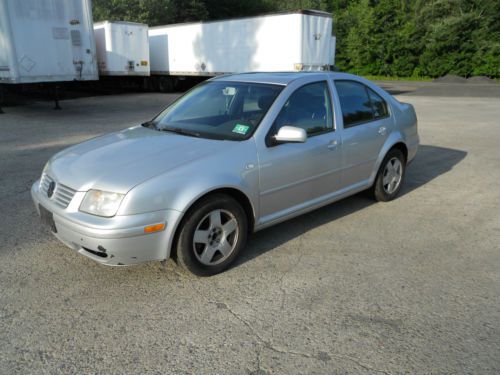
232;124;250;135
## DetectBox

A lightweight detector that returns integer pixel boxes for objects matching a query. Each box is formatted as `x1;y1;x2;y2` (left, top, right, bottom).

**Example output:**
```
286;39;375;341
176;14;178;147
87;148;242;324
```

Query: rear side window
335;80;389;128
367;88;389;119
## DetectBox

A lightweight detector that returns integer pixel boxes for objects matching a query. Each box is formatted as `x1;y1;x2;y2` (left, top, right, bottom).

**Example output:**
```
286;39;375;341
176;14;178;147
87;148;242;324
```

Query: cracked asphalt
0;83;499;374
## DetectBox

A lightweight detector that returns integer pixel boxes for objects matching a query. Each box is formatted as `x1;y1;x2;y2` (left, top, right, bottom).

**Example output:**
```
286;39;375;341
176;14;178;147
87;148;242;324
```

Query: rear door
333;80;392;188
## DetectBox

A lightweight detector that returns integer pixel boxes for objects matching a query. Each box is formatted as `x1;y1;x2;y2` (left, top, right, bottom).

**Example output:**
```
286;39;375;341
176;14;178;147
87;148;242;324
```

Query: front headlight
79;190;125;217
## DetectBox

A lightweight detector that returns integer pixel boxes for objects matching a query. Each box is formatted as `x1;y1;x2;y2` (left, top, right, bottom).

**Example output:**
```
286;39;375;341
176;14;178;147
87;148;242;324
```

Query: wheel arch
167;187;256;261
390;141;408;162
369;136;409;186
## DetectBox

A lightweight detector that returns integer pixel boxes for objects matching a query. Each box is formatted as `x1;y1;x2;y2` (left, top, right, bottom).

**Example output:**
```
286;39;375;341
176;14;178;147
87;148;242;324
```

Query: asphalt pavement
0;83;499;374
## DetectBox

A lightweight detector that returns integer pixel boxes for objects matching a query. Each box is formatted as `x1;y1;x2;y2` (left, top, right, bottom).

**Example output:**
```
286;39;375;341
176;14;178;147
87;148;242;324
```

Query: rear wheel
371;148;406;201
175;194;248;276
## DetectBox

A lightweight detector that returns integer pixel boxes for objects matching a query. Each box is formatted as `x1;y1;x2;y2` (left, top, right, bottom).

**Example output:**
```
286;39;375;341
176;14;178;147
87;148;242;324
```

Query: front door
257;80;342;225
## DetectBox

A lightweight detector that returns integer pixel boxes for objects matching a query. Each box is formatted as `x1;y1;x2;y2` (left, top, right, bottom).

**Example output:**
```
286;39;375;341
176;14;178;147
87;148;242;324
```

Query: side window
334;81;374;128
273;81;333;136
367;88;389;119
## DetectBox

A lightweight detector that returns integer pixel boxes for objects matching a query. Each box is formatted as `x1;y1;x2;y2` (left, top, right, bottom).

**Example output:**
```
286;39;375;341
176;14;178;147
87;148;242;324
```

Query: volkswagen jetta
32;72;419;275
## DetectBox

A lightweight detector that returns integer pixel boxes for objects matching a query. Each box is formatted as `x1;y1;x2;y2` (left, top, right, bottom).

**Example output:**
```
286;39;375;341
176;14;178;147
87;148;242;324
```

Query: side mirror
274;126;307;144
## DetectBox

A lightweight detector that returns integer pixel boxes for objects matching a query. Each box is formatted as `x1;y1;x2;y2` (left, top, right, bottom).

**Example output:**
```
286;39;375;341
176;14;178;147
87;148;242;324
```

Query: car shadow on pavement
234;144;467;268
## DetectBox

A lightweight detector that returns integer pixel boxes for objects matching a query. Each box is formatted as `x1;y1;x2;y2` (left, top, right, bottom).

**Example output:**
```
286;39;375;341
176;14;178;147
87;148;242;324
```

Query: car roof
212;71;358;86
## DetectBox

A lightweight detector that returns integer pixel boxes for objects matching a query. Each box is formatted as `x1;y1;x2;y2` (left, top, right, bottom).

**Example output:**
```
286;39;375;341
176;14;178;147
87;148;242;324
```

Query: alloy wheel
382;157;403;194
192;209;239;266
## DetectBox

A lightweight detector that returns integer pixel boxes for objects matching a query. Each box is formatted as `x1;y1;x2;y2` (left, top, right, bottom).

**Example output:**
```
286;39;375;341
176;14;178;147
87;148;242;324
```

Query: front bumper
31;180;182;266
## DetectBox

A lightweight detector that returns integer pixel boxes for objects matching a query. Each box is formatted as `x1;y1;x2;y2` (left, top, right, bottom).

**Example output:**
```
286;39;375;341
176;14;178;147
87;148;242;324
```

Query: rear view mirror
274;126;307;144
222;87;236;96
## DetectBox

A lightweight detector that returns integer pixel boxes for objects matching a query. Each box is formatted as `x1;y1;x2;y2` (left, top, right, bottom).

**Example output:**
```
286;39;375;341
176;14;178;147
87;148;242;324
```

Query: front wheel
175;194;248;276
371;148;406;202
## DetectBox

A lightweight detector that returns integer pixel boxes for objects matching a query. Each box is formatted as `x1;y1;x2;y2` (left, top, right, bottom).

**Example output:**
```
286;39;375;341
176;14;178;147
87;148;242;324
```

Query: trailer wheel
141;77;150;91
158;77;174;92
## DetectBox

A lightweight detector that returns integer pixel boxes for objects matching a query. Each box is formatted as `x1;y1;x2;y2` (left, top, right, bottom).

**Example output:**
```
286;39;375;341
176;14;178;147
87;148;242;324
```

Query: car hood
47;126;227;193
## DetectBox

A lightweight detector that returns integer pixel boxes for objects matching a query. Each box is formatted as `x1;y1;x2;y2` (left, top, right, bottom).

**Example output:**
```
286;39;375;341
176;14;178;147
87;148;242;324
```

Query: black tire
175;194;248;276
158;76;174;92
371;148;406;202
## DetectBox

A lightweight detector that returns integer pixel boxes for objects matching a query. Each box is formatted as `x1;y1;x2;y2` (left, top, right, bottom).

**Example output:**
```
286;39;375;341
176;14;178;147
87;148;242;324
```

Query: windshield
153;81;283;140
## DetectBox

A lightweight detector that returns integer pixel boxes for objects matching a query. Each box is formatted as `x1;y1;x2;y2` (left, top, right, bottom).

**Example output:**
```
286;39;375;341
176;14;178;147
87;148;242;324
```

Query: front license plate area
39;204;57;233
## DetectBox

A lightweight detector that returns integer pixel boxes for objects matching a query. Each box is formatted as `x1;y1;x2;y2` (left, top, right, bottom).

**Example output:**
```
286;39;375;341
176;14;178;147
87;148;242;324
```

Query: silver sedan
31;72;419;275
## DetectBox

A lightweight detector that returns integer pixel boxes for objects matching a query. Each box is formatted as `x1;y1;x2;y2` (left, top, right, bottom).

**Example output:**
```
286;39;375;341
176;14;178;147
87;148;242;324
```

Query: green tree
166;0;208;23
91;0;500;77
92;0;171;26
415;0;500;77
204;0;272;19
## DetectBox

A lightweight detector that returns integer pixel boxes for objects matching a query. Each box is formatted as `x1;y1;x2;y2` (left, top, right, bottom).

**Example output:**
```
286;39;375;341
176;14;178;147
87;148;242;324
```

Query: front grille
40;174;77;208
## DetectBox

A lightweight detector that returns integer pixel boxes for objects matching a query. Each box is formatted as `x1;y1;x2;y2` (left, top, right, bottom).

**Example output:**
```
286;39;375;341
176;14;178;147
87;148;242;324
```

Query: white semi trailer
0;0;98;84
94;21;150;76
148;10;336;91
0;0;97;111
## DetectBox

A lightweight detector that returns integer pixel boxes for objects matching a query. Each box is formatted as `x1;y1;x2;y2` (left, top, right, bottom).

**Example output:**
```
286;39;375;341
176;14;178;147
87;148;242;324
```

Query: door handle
327;140;338;150
378;126;387;136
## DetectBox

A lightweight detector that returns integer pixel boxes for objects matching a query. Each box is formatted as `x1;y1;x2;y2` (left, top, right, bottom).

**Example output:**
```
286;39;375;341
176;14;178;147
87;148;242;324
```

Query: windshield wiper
141;120;158;130
160;127;202;138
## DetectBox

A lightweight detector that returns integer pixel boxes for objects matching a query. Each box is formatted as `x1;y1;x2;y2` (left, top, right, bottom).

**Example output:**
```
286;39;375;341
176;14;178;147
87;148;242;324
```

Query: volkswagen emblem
47;181;56;198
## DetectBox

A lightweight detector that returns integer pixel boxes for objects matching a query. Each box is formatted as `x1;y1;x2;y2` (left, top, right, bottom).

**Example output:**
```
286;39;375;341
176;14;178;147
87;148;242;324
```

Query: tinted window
154;82;282;140
335;81;374;127
273;81;333;136
367;88;389;119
